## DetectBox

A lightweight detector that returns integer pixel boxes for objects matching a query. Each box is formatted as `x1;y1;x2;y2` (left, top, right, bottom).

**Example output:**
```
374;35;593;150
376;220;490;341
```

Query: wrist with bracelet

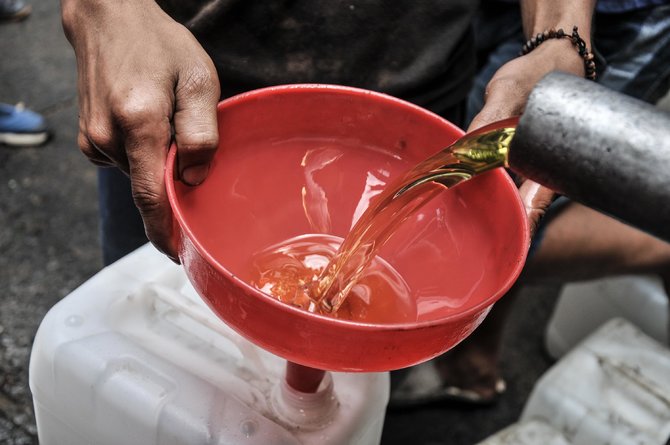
520;26;596;81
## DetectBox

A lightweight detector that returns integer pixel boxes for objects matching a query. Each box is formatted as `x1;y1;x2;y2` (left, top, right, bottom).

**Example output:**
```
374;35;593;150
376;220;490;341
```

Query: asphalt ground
3;1;662;444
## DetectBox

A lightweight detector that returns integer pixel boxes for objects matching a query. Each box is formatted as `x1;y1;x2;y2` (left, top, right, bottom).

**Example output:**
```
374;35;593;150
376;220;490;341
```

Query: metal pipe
509;72;670;242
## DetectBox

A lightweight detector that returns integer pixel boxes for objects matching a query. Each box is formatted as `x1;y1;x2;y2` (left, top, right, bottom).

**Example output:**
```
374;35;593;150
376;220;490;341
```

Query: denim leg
595;4;670;103
98;167;148;266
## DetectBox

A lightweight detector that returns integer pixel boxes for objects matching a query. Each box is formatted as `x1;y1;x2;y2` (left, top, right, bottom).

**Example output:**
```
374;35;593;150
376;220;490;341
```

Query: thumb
173;63;221;186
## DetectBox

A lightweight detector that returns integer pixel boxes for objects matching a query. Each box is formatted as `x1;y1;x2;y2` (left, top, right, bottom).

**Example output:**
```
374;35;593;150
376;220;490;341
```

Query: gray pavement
0;1;572;444
2;1;101;444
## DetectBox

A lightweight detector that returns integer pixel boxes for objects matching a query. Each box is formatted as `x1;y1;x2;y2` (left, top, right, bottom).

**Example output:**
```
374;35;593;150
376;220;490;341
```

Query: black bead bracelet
521;26;596;80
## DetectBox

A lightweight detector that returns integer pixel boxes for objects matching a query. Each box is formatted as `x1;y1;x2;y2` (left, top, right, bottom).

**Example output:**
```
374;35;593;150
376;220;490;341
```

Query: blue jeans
97;167;148;266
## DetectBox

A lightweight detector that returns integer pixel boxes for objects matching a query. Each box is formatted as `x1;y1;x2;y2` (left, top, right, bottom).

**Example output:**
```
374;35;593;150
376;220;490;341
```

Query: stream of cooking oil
249;123;517;321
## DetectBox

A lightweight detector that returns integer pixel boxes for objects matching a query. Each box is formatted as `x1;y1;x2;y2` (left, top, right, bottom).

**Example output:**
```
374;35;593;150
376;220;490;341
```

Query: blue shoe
0;103;49;147
0;0;31;21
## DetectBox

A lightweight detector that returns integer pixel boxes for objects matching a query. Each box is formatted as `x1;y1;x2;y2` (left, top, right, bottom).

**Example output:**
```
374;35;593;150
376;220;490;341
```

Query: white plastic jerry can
29;244;390;445
475;420;570;445
545;275;668;359
523;318;670;445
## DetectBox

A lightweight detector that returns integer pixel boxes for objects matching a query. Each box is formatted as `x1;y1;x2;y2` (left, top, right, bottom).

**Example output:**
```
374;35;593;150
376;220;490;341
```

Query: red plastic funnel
166;85;529;372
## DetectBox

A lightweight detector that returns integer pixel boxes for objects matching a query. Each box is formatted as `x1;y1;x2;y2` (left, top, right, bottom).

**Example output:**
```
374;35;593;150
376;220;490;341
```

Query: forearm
520;0;596;46
61;0;162;43
518;0;596;78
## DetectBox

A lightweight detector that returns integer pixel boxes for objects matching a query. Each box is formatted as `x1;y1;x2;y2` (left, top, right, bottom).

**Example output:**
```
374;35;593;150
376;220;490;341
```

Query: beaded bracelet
521;26;596;80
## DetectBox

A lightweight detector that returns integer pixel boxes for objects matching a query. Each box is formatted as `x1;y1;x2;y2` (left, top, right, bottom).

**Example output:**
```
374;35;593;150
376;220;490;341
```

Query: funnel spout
285;361;327;393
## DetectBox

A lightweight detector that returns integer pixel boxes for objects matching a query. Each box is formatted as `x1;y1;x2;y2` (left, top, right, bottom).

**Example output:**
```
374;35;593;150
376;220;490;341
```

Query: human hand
467;39;585;237
62;0;220;261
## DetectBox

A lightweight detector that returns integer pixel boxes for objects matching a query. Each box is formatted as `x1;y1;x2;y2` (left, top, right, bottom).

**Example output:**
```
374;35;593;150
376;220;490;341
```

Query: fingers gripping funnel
166;85;529;372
